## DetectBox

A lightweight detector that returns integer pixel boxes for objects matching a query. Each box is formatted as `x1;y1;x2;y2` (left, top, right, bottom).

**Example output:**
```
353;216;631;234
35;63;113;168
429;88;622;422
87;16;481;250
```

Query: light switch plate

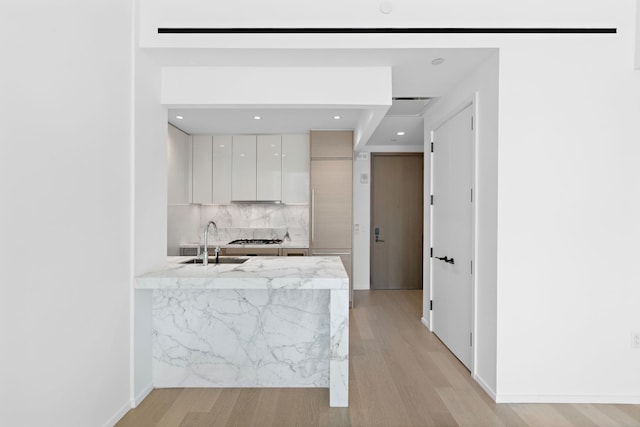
360;173;369;184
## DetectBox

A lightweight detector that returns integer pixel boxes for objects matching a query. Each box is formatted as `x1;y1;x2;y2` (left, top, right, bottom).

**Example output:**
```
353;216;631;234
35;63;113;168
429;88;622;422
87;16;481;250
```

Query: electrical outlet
632;333;640;349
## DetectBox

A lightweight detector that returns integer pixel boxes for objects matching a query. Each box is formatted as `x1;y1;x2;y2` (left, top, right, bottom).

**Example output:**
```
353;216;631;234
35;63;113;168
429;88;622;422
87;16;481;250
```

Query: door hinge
470;188;473;203
430;142;434;153
470;260;473;274
430;247;433;257
430;194;434;205
470;332;473;347
430;300;433;311
471;116;474;130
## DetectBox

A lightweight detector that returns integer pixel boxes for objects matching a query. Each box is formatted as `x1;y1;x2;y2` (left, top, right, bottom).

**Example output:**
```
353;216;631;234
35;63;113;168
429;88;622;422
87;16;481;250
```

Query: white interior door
431;104;474;370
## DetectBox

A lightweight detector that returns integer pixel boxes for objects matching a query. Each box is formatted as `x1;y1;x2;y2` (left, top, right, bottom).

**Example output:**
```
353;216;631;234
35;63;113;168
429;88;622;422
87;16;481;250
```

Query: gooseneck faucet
202;221;219;266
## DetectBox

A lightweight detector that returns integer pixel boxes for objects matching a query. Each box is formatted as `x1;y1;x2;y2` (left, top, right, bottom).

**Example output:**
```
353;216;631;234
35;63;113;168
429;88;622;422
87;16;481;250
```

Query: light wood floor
117;290;640;427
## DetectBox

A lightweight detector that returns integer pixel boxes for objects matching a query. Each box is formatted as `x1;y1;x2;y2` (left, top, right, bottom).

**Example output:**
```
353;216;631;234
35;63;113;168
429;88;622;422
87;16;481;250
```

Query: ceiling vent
387;97;431;116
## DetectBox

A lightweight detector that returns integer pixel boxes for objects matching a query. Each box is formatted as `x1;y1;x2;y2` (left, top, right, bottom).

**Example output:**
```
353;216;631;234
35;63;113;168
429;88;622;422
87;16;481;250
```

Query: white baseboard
102;400;134;427
495;394;640;404
473;374;497;401
421;317;430;330
101;384;153;427
134;383;154;407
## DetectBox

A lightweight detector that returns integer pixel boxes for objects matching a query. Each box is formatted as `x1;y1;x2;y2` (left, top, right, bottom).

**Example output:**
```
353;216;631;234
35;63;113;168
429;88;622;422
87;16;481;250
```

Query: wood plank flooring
116;290;640;427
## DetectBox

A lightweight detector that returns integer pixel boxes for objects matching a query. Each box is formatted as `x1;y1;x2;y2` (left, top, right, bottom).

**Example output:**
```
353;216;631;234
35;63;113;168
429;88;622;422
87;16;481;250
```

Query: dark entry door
371;154;424;289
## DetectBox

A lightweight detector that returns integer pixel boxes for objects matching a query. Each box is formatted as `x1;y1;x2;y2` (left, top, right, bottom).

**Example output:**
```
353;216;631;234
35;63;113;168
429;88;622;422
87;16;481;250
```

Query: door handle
311;188;315;243
435;256;455;264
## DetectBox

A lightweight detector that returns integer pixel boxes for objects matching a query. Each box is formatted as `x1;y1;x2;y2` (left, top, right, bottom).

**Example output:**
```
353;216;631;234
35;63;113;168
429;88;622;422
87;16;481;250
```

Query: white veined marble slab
136;256;349;407
136;256;348;290
153;289;330;388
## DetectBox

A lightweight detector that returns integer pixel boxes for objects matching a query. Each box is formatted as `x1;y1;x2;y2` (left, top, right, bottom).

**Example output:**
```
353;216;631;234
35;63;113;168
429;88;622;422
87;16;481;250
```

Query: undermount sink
180;257;248;265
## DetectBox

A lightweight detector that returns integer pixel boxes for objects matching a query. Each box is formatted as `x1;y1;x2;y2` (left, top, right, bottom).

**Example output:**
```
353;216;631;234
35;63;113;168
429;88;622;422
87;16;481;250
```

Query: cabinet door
167;125;191;204
311;159;352;248
281;248;309;256
192;135;213;204
212;135;232;204
231;135;257;201
225;247;280;256
310;130;353;159
257;135;282;201
282;134;310;204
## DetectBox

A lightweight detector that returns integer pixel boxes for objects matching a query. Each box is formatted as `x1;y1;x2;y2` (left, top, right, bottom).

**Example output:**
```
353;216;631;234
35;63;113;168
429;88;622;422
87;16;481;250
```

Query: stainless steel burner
227;238;283;245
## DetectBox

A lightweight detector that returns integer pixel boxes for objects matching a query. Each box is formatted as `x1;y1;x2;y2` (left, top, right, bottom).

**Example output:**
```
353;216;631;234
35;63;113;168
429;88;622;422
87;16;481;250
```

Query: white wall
0;1;133;426
139;0;630;48
136;0;640;404
132;43;168;405
352;153;371;290
636;0;640;68
423;52;500;397
495;34;640;402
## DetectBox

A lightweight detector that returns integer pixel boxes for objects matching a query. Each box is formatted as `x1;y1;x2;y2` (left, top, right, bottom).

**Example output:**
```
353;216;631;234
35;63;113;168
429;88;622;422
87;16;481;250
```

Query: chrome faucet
202;221;219;266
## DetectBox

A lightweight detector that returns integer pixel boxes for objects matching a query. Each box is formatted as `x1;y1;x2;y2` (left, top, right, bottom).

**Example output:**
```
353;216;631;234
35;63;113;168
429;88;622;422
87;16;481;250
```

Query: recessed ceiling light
334;115;342;120
254;116;261;120
397;131;405;136
431;58;445;66
175;115;184;120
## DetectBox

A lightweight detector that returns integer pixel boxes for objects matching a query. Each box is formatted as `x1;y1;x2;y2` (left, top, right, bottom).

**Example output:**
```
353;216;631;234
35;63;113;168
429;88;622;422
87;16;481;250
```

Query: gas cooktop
227;238;283;245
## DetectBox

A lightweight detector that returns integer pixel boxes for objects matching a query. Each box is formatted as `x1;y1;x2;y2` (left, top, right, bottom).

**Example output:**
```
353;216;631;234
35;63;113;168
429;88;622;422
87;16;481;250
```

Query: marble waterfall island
135;256;349;407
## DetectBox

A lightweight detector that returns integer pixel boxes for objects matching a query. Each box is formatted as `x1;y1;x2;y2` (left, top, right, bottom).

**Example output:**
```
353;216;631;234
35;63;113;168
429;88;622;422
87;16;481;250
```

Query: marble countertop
136;256;348;290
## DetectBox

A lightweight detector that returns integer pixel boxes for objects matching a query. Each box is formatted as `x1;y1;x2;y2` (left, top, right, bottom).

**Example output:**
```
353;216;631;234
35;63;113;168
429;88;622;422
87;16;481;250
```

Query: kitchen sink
180;257;248;265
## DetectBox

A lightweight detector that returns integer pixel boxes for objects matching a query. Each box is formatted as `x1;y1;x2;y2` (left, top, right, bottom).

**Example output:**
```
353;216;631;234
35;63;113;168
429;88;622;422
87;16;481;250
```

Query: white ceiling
164;48;495;149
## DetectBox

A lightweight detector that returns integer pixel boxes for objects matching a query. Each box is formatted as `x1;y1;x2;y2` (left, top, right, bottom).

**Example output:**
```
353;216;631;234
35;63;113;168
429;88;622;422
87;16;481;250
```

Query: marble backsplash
200;204;308;242
168;204;309;254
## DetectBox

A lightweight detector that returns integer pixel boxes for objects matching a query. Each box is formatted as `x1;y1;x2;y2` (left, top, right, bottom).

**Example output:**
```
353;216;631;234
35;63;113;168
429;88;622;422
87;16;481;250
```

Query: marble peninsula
135;256;349;407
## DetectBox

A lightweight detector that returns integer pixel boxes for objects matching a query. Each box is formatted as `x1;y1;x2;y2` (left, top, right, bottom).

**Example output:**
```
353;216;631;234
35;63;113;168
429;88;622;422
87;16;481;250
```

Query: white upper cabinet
192;135;213;204
185;133;309;204
282;134;310;204
212;135;232;204
231;135;257;201
167;125;191;204
257;135;282;201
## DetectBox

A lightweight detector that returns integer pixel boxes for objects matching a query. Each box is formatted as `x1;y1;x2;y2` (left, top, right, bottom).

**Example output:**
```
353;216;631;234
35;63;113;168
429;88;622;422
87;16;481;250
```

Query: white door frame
428;94;478;376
